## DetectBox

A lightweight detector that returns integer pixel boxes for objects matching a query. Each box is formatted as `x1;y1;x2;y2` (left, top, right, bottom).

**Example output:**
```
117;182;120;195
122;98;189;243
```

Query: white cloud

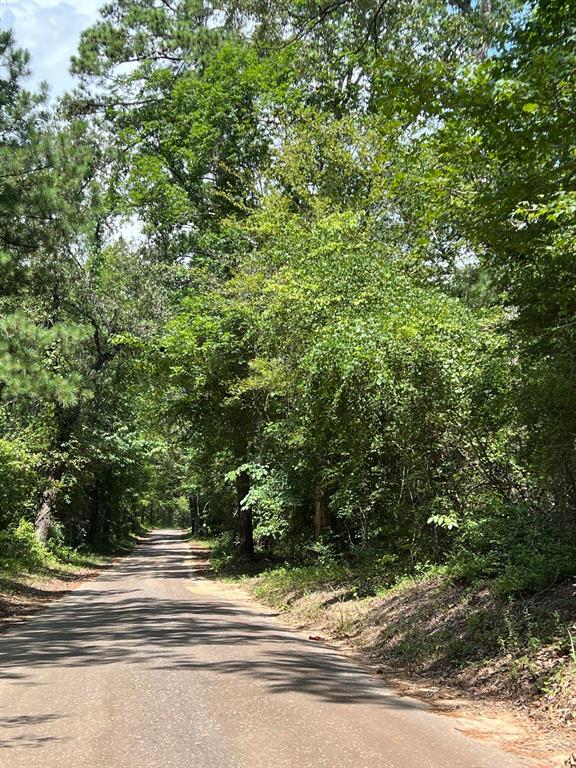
0;0;106;96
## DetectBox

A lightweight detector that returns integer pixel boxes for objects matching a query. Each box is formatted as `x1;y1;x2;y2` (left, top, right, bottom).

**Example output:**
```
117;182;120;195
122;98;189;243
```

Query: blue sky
0;0;105;96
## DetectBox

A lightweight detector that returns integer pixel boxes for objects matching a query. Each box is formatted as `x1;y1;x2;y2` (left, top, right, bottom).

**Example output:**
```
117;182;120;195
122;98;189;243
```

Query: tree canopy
1;0;575;595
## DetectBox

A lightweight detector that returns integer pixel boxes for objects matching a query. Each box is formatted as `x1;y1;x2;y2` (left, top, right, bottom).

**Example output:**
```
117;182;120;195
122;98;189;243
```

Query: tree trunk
477;0;492;59
236;470;254;558
189;494;196;534
35;403;80;542
87;477;109;551
189;493;203;535
35;480;60;542
314;479;329;538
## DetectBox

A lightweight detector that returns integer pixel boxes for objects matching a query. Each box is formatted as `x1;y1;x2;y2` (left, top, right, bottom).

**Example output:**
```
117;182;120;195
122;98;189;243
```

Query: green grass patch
222;550;444;608
187;535;218;550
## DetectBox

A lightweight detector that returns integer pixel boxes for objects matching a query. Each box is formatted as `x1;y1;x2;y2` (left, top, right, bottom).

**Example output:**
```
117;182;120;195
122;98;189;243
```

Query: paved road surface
0;530;536;768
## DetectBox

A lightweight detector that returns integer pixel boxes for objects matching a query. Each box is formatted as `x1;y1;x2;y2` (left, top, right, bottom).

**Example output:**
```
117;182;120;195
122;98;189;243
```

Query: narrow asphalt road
0;530;536;768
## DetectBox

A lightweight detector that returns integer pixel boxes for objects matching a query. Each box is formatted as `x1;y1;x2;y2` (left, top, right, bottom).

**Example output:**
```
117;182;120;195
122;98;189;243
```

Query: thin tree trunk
477;0;492;59
189;493;203;535
314;479;329;538
189;494;195;534
87;476;109;550
236;470;254;558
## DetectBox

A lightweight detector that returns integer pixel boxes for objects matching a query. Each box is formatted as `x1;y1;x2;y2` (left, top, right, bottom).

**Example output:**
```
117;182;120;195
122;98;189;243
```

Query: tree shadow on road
0;532;423;712
0;714;66;751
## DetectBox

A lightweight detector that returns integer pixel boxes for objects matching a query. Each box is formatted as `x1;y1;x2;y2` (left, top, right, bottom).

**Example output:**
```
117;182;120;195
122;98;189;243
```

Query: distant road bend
0;530;535;768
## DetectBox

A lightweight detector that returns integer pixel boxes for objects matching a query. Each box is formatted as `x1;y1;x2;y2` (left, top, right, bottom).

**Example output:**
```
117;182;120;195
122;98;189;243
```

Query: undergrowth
0;519;110;576
203;533;576;717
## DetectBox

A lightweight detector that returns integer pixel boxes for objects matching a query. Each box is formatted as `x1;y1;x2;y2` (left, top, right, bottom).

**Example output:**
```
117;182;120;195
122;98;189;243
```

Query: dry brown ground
0;566;104;634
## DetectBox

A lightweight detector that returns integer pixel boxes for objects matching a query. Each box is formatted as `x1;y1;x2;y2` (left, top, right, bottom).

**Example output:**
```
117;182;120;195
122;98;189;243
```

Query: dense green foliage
1;1;575;592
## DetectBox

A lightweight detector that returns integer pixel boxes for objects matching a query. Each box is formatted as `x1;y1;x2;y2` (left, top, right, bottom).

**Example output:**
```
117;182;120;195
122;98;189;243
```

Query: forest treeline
1;0;575;593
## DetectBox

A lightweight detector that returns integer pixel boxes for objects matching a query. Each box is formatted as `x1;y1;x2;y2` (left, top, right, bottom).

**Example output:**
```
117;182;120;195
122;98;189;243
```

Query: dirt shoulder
0;565;105;634
0;557;117;633
192;541;575;767
258;579;576;768
0;532;147;635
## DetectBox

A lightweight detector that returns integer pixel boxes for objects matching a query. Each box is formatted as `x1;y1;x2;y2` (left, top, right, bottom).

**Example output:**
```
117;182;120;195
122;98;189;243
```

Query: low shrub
0;519;54;571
